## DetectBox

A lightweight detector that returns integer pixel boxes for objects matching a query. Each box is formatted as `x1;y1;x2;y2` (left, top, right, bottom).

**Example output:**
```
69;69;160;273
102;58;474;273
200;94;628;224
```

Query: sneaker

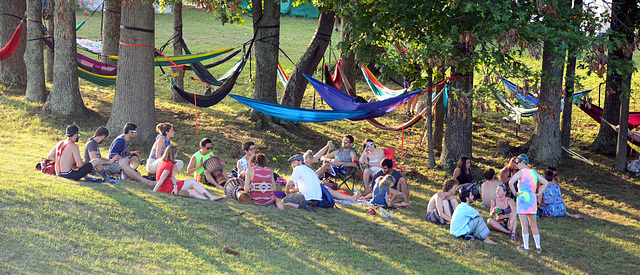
299;201;316;213
84;176;103;183
106;177;119;185
534;248;542;253
516;246;529;253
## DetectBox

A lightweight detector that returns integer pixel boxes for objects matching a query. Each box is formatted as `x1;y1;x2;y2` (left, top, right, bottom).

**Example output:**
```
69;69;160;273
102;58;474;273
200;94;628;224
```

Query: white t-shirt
290;164;322;201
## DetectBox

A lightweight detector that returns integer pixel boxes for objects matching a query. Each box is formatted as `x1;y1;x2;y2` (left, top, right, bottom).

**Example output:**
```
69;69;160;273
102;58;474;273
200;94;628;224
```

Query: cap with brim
288;154;303;162
66;125;79;137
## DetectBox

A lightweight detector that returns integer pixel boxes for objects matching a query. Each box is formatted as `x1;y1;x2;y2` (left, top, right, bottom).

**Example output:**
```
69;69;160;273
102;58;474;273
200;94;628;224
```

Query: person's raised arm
236;159;244;174
153;137;166;159
359;150;369;165
313;141;333;163
153;170;171;192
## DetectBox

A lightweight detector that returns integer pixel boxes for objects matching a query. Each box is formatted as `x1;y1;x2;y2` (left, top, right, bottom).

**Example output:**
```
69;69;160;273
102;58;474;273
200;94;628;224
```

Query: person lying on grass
450;189;497;244
486;184;519;241
47;125;103;182
537;168;582;219
243;153;284;210
509;154;548;253
153;145;220;201
425;178;459;224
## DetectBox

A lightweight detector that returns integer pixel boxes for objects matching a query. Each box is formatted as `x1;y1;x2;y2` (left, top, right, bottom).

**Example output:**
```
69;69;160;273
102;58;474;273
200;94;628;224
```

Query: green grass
1;7;639;274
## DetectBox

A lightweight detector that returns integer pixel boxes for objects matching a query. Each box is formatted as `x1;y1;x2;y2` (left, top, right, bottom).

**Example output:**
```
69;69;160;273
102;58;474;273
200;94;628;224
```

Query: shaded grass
0;7;639;274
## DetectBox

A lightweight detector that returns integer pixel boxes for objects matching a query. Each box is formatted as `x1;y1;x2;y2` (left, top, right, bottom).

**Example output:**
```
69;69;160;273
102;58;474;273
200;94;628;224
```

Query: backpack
35;158;56;175
315;184;335;208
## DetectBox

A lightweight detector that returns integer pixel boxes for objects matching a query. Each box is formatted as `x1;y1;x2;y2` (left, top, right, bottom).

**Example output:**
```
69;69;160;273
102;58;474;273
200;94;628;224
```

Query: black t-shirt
84;138;101;161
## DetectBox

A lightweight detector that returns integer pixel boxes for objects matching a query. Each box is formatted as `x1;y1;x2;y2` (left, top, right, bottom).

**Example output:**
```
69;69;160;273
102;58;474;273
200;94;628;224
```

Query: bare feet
350;190;361;202
204;192;223;201
483;237;497;244
568;213;582;219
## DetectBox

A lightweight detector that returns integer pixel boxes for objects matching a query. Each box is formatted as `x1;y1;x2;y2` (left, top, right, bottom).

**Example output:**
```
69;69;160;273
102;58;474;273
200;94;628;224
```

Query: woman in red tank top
243;153;284;209
153;145;219;201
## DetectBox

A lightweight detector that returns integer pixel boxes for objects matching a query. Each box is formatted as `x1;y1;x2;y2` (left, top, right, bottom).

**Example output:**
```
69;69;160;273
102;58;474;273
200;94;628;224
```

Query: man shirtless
46;125;101;181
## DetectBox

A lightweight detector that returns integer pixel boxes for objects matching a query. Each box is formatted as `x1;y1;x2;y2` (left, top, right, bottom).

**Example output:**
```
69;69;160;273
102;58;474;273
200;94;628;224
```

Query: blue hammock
229;95;369;123
305;74;422;120
501;78;591;110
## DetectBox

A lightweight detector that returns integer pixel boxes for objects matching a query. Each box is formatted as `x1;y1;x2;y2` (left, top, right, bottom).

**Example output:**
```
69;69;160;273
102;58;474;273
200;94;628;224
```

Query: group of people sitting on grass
426;154;582;253
45;125;411;212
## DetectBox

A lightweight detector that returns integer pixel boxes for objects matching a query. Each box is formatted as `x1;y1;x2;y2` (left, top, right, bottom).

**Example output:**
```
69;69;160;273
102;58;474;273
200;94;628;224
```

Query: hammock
577;102;640;130
77;53;117;76
361;65;409;100
173;47;251;107
492;88;538;124
78;67;116;86
0;18;25;61
107;47;235;67
277;62;289;88
304;74;422;120
323;58;343;90
229;94;369;123
76;38;103;54
601;118;640;147
501;78;589;111
177;38;238;88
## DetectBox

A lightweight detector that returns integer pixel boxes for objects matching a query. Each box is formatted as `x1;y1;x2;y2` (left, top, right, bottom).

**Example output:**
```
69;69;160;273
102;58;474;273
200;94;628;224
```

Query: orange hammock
0;18;25;61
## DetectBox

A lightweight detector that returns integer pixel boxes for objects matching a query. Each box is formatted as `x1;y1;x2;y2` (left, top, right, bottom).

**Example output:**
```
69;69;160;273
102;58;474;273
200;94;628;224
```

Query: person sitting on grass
146;123;182;175
478;168;503;205
538;168;582;219
368;174;408;207
509;154;549;253
47;125;102;181
153;145;220;201
426;179;459;224
452;156;473;185
486;184;519;240
314;135;358;179
83;126;120;185
243;153;284;210
282;154;322;213
450;189;497;244
362;158;409;205
234;141;255;179
186;138;226;189
499;157;518;196
107;122;156;185
359;139;385;191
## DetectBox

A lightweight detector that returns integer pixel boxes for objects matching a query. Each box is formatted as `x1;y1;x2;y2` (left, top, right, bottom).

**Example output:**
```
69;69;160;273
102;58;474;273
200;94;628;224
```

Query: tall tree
561;0;584;148
171;0;186;103
249;0;280;123
101;0;121;66
45;0;54;82
612;0;638;172
43;0;87;116
24;0;46;103
0;0;27;91
107;0;156;142
280;12;335;107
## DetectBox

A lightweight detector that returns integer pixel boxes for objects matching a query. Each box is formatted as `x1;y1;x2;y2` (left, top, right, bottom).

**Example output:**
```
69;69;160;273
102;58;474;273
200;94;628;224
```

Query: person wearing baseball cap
46;125;101;181
281;154;322;212
508;154;550;253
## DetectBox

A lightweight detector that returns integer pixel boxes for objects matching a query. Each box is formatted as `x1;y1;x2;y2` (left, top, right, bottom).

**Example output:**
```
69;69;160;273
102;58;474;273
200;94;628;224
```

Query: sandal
510;231;518;241
367;208;377;215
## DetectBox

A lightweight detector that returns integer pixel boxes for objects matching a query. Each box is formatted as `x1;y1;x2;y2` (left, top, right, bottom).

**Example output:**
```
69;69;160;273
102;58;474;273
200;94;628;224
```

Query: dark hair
381;158;393;169
162;145;178;163
344;135;354;144
123;122;137;134
243;141;255;151
483;168;495;180
156;123;173;136
363;138;375;148
443;178;459;192
544;170;555;182
456;156;470;178
93;126;109;138
459;189;472;202
250;153;268;167
200;138;212;148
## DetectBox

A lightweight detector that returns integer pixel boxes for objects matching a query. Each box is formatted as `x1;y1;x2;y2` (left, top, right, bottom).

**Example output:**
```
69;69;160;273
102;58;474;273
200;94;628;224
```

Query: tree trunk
426;68;436;168
0;0;27;91
107;0;155;144
434;66;446;152
561;45;577;148
45;0;54;82
440;62;473;173
171;1;186;103
614;0;637;172
280;12;334;107
43;0;86;116
340;15;357;95
249;0;280;124
24;0;46;103
527;40;565;167
101;0;121;66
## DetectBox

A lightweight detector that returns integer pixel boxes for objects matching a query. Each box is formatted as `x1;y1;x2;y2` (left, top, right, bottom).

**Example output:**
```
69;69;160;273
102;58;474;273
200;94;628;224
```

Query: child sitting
370;175;410;207
538;168;582;219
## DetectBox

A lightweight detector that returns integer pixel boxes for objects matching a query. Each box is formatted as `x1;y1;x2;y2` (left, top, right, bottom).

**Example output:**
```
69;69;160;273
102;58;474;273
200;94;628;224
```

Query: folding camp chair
382;148;399;169
335;160;363;193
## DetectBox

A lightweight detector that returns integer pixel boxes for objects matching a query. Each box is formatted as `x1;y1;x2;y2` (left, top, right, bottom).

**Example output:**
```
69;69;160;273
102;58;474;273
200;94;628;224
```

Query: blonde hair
375;175;395;195
303;149;314;163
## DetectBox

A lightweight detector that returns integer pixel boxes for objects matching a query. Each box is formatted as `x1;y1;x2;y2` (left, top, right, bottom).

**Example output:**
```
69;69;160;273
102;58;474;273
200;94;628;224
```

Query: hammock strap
77;2;103;31
193;78;199;136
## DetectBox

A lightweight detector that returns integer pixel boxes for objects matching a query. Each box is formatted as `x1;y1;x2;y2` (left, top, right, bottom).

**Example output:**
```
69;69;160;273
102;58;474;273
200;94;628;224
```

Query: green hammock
361;65;409;101
78;67;116;86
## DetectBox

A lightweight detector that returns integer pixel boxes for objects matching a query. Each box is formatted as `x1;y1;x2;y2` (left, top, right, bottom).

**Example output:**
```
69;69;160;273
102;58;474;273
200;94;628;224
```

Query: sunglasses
131;130;137;133
205;146;212;150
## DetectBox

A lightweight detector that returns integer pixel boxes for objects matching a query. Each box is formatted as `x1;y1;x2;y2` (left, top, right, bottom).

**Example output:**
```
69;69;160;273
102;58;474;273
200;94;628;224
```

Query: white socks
522;233;530;249
533;234;541;249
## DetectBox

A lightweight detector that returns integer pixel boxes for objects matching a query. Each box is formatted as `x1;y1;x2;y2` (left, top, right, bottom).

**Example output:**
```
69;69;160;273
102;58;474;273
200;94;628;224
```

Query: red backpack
35;158;56;175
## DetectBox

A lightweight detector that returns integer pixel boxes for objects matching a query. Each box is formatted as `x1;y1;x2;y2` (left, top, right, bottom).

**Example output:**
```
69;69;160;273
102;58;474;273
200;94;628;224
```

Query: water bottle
494;206;500;219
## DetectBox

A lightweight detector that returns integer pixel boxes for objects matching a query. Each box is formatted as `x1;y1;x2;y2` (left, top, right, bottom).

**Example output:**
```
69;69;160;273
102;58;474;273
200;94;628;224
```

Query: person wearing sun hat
508;154;550;253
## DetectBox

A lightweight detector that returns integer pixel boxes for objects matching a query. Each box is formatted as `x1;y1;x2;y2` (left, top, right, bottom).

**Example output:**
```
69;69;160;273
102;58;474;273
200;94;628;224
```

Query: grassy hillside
0;7;639;274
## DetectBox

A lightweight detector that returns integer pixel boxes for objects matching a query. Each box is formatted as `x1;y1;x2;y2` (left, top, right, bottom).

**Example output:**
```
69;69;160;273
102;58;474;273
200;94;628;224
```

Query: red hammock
0;19;25;61
577;102;640;130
